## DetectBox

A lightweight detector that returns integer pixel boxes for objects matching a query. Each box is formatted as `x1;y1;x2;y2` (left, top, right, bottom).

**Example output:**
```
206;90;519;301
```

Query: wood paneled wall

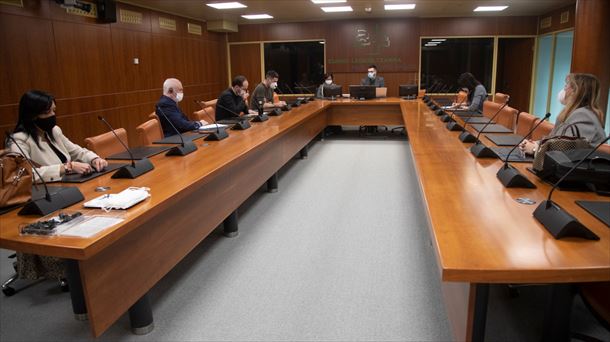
228;16;538;97
229;43;262;88
0;0;228;147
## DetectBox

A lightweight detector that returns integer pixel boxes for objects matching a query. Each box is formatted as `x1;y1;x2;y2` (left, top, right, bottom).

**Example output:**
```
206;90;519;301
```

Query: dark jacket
360;76;385;87
155;95;201;137
216;88;248;121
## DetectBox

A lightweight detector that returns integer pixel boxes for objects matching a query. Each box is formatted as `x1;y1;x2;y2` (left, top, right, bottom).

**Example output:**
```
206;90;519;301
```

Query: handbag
0;150;33;209
532;123;592;173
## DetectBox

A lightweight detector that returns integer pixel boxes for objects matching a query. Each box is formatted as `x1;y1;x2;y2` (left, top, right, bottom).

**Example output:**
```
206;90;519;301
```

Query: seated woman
7;90;108;281
454;72;487;112
520;73;605;155
316;73;337;98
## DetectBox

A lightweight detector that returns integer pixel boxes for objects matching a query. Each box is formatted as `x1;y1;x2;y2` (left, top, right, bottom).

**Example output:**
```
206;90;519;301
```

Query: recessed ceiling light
384;4;416;10
321;6;353;12
241;14;273;19
311;0;346;4
431;39;446;42
473;6;508;12
206;2;247;10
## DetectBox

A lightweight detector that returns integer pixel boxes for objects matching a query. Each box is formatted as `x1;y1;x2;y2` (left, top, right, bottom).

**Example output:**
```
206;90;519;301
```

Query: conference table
0;97;608;341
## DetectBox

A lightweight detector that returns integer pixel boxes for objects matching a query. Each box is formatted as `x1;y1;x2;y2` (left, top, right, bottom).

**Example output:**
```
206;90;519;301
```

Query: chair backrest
531;119;554;140
193;107;214;122
273;92;280;104
136;119;163;145
515;112;537;137
456;90;468;105
148;112;164;137
84;128;128;159
494;92;510;104
204;99;217;110
483;101;518;130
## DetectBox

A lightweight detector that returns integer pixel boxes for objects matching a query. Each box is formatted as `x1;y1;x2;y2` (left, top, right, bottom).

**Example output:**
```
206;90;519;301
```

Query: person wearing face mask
8;90;108;183
519;73;606;155
250;70;287;112
360;65;385;87
215;75;258;121
155;78;208;137
316;73;337;98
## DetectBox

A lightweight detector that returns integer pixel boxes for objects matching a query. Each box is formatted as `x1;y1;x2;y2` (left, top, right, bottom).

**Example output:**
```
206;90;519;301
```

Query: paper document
199;123;228;130
58;216;124;238
84;187;150;210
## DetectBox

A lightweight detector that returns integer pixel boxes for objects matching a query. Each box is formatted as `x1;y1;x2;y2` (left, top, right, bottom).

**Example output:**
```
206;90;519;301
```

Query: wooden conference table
0;98;608;341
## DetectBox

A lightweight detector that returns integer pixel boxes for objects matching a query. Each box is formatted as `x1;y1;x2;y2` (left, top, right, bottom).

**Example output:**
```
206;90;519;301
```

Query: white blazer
9;126;99;183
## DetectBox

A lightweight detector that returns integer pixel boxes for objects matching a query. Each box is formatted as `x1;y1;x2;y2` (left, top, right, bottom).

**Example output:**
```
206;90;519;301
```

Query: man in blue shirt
156;78;208;137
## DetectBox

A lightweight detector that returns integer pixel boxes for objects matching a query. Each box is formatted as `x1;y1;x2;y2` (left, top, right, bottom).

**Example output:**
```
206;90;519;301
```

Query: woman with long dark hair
455;72;487;112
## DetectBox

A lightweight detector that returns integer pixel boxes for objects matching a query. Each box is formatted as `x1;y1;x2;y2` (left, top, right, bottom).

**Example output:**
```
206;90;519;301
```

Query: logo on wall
354;24;391;55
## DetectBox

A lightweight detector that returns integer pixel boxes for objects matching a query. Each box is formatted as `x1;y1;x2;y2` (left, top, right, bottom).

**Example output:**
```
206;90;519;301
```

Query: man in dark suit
156;78;207;137
360;64;385;87
215;75;257;121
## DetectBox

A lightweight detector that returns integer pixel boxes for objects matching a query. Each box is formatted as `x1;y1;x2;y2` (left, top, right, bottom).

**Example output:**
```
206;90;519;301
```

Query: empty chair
515;112;537;137
494;92;510;104
84;128;128;159
572;282;610;340
136;119;163;145
193;107;215;122
204;99;217;110
483;101;518;130
531;119;554;140
418;89;426;98
148;112;164;137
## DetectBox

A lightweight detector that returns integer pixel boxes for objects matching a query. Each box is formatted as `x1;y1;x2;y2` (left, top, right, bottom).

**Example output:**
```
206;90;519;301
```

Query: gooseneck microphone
441;97;467;126
251;97;269;122
154;106;198;156
469;100;510;158
458;110;483;142
98;116;155;176
5;132;84;216
533;134;610;240
192;100;228;141
496;113;551;188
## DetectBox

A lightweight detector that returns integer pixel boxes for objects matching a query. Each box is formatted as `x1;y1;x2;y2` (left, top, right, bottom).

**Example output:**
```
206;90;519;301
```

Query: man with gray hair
155;78;207;137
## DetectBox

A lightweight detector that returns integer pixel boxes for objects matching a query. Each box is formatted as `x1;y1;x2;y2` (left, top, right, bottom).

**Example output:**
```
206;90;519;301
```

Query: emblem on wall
354;24;391;55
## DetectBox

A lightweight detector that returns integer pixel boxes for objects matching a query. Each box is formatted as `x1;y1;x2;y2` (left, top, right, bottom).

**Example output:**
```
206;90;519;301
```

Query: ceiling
119;0;575;25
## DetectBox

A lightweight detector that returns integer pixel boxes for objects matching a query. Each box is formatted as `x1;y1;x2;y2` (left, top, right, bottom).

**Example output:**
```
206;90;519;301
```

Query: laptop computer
375;87;387;98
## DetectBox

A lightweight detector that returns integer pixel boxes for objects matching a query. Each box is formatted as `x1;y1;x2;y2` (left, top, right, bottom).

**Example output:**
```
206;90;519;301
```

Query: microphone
496;113;551;188
440;97;467;124
532;134;610;240
284;84;302;107
251;97;269;122
271;89;290;113
191;101;228;141
458;110;483;142
197;99;251;131
469;100;510;158
5;132;84;216
153;107;198;157
98;116;155;177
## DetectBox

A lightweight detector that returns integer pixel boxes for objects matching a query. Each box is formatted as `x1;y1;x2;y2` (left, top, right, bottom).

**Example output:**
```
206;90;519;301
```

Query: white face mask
175;92;184;102
557;88;566;105
368;72;375;79
325;80;332;85
270;82;278;90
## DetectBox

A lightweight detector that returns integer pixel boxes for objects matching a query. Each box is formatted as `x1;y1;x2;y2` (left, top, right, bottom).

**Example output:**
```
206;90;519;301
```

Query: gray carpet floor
0;130;608;342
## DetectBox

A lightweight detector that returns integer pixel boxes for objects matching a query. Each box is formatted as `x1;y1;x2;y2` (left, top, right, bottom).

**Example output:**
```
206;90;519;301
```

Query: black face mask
35;115;57;134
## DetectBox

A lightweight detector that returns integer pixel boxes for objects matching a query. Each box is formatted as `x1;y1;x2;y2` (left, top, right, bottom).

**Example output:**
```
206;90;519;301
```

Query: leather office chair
572;282;610;341
599;144;610;154
515;112;537;137
417;89;426;99
84;128;128;159
483;101;517;130
192;107;215;122
494;92;510;104
204;99;217;110
149;112;165;137
531;120;554;140
136;119;163;145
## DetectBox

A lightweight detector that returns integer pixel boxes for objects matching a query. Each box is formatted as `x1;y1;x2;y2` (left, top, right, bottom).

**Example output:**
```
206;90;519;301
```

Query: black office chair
572;282;610;342
2;253;69;296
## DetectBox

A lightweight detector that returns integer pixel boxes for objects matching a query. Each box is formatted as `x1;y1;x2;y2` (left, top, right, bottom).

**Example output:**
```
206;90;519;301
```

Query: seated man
216;75;257;121
156;78;207;137
249;70;286;112
360;64;385;87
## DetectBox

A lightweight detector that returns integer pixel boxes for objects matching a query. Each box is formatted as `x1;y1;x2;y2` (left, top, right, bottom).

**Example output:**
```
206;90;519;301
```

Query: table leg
542;283;575;342
223;210;239;238
299;146;309;159
64;259;88;321
471;283;489;342
129;293;154;335
267;173;278;193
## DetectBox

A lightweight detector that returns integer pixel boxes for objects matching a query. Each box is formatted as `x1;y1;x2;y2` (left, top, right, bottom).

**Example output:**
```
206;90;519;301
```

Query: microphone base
440;114;453;122
18;186;84;216
459;131;477;143
112;158;154;179
446;121;463;131
470;142;498;158
434;109;444;116
497;164;536;188
533;200;599;240
231;120;251;130
252;114;269;122
204;128;229;141
165;141;197;156
269;108;283;116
